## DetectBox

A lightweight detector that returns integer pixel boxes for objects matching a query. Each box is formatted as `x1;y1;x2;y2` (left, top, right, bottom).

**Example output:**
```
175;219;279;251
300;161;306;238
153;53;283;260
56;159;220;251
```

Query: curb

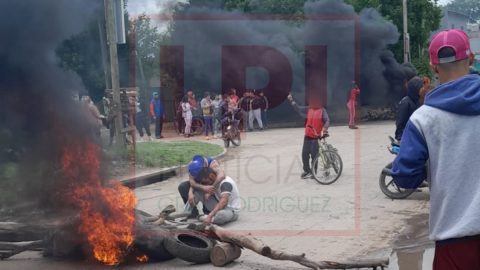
119;147;228;189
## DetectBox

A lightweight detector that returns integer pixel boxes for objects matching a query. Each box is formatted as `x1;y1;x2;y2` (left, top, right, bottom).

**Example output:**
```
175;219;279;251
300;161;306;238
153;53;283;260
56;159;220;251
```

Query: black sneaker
301;172;312;179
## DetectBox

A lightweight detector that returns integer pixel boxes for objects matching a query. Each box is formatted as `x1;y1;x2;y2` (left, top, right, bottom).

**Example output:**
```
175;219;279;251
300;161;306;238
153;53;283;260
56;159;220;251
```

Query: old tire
164;233;215;264
135;235;175;262
379;162;415;199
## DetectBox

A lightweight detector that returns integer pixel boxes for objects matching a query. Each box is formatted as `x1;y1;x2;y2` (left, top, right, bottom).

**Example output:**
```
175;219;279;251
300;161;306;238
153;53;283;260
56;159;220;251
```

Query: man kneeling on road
191;167;241;224
178;155;225;219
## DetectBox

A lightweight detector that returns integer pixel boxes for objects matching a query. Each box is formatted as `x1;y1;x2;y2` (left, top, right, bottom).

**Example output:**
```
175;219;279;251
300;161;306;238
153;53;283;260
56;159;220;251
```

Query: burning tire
164;233;215;264
136;235;175;262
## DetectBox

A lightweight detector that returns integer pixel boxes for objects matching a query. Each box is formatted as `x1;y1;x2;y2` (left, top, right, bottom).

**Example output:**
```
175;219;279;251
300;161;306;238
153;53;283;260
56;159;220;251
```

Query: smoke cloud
163;0;415;113
0;0;99;205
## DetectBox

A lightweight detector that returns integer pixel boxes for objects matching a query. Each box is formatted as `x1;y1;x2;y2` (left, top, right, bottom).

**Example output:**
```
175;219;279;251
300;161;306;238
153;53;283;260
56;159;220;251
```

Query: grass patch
120;141;223;168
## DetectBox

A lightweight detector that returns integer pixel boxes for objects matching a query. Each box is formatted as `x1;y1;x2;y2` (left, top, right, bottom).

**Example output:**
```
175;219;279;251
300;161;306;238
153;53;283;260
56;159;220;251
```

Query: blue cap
153;92;158;96
189;155;205;182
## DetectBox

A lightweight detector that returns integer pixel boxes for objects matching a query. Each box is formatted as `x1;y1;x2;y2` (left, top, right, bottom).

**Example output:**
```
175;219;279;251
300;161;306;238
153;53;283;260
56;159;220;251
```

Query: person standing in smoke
394;77;424;142
347;81;360;129
258;90;269;130
248;90;264;131
150;91;165;139
81;94;102;144
201;92;216;140
132;96;153;142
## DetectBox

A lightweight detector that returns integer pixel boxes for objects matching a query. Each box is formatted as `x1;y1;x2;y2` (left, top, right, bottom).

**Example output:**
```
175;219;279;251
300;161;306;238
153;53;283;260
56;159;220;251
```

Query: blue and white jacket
391;74;480;243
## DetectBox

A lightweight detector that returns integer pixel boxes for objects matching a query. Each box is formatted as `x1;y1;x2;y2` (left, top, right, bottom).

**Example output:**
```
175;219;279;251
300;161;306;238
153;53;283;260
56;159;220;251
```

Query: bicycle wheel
224;139;230;148
229;128;241;146
173;118;181;135
192;119;204;136
379;162;416;199
311;150;343;185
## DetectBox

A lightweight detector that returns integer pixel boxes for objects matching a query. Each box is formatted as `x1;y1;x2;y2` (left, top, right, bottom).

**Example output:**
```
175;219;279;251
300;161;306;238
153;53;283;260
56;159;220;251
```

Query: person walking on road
150;91;165;139
249;90;264;131
201;91;216;140
258;90;269;130
391;29;480;270
288;92;330;179
178;155;226;220
181;95;193;138
347;81;360;129
133;96;153;142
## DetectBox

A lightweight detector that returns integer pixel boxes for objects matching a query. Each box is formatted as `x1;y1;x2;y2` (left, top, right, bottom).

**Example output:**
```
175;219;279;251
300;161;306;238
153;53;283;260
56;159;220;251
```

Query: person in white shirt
193;167;241;224
181;95;193;138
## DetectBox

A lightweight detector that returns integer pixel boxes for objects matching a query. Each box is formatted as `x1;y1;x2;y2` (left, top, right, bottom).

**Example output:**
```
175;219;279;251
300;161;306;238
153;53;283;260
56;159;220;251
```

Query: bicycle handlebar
307;125;328;139
382;168;392;176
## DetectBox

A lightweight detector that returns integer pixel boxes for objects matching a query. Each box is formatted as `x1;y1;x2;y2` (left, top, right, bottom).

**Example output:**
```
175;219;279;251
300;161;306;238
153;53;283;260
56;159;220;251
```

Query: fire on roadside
136;255;148;262
60;138;138;265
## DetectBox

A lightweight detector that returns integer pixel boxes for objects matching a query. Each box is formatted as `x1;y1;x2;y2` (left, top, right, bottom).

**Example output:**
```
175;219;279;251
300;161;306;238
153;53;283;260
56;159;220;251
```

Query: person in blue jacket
391;29;480;269
150;91;165;139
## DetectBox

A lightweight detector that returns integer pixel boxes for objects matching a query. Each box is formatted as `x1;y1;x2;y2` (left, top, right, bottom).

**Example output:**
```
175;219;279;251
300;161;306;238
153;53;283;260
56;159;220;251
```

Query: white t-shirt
182;102;192;119
214;176;241;213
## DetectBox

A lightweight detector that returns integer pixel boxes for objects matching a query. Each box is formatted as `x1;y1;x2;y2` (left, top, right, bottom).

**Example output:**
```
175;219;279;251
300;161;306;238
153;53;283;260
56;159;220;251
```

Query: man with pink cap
390;29;480;269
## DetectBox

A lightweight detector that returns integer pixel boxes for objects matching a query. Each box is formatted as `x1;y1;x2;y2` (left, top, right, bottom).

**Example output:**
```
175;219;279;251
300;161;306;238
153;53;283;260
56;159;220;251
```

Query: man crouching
191;167;241;224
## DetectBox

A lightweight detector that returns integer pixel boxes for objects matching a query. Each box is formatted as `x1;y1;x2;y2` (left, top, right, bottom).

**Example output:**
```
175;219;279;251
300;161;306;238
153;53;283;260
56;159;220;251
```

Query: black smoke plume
165;0;416;116
0;0;99;206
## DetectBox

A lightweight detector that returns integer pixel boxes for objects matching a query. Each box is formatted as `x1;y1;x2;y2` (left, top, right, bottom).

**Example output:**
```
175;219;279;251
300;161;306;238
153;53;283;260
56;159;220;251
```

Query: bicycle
308;125;343;185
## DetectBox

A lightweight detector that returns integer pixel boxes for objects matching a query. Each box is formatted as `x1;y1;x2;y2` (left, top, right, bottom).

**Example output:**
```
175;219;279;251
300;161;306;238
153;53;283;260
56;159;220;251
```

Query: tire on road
164;232;216;264
379;162;415;199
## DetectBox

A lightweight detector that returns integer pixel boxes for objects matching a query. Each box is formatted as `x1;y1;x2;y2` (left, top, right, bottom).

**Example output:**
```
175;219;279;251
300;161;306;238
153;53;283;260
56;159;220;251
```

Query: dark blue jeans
204;116;214;136
261;110;267;128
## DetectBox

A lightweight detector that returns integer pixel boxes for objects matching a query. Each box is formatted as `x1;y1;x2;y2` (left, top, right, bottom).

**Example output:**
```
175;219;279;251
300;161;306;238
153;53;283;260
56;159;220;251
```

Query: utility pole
403;0;410;63
104;0;125;149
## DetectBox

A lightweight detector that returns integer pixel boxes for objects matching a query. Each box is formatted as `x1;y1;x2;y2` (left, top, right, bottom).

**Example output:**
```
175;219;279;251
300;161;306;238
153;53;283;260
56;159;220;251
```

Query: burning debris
0;0;142;265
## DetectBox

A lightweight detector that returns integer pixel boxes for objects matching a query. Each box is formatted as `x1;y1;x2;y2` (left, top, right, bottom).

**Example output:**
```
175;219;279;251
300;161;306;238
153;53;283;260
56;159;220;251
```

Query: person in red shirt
288;92;330;179
187;91;198;110
347;81;360;129
230;88;239;103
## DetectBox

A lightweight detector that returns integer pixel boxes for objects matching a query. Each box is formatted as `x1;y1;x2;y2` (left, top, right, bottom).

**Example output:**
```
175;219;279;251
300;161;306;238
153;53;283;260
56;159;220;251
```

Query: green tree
445;0;480;20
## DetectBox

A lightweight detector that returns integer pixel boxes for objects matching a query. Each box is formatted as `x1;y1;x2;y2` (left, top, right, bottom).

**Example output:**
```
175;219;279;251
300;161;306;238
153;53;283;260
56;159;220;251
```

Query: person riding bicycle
288;92;330;179
219;94;239;136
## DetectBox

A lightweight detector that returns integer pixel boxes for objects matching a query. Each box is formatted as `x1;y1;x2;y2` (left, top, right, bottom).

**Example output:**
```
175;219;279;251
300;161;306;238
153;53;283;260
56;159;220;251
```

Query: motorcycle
379;136;427;199
221;109;242;148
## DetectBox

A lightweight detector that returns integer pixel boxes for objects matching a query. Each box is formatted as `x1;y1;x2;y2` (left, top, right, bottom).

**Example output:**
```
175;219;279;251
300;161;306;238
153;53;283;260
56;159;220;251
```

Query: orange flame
136;255;148;262
61;139;137;265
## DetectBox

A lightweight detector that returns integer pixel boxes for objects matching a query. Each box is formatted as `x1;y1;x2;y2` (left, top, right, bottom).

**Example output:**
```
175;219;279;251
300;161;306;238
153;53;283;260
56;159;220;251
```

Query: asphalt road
2;121;431;270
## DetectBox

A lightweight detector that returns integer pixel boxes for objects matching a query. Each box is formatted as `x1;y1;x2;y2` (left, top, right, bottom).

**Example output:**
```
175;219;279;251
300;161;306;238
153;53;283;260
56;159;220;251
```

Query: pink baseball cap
429;29;471;64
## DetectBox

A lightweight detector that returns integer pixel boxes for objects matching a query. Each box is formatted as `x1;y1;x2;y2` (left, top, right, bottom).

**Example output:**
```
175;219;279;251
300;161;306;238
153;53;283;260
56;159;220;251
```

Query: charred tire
379;162;415;199
164;233;215;264
136;235;175;262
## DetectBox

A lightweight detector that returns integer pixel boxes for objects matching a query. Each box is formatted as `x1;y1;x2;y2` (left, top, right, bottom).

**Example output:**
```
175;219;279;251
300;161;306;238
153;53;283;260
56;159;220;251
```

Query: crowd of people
176;88;270;140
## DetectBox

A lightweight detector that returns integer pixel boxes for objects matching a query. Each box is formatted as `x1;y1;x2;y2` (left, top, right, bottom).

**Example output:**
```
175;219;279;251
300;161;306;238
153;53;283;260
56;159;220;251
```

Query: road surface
2;121;431;270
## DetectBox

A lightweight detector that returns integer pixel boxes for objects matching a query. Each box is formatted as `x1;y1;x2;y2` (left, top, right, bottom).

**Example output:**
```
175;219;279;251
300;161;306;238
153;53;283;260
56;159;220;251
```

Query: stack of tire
136;227;216;264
